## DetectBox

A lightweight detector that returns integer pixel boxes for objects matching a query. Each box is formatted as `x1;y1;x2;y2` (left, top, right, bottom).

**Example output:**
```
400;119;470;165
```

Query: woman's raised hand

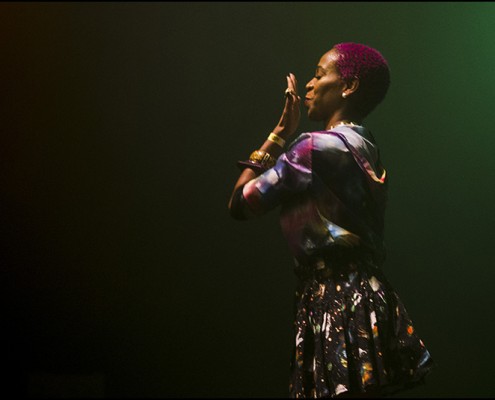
273;73;301;140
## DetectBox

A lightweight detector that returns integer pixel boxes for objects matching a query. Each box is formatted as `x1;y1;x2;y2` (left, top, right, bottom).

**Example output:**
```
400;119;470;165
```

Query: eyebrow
316;66;328;74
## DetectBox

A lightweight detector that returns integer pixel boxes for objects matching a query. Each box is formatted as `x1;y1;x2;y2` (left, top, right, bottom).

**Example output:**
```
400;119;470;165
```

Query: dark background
1;2;494;398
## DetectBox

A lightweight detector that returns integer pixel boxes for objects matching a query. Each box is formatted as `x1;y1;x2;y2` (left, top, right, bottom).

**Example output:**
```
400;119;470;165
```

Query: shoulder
272;133;314;170
330;126;381;162
286;131;348;151
290;131;351;157
281;131;352;169
286;132;312;149
284;132;313;161
335;127;369;148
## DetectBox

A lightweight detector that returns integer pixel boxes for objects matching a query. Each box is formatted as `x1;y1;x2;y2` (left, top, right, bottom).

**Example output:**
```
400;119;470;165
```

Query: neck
325;112;362;130
325;119;362;131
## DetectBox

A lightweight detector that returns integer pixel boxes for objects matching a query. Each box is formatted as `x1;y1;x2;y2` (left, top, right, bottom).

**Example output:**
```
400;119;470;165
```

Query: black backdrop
1;2;494;398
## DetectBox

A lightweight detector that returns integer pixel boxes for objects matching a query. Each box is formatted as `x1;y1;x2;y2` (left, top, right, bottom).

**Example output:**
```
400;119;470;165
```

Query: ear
342;77;359;98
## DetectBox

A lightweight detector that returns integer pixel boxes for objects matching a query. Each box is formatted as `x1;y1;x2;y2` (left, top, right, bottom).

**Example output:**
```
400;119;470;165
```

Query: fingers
284;74;300;126
289;73;297;93
285;73;300;101
277;73;301;135
285;75;295;96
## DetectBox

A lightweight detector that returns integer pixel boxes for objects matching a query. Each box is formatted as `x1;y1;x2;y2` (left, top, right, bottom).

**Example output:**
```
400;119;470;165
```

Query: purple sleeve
242;133;313;215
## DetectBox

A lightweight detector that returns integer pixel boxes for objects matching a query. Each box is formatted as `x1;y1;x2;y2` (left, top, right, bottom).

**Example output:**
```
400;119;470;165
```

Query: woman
228;43;433;398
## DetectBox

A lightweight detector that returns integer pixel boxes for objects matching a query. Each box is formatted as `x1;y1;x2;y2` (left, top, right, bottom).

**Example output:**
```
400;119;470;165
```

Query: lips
304;97;312;106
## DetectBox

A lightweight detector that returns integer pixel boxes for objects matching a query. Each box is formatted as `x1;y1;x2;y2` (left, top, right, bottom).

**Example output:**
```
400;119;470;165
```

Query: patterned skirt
289;255;434;398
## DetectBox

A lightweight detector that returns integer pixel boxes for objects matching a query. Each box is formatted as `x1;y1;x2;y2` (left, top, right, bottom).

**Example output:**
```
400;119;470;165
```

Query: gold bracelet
267;132;286;147
248;150;276;169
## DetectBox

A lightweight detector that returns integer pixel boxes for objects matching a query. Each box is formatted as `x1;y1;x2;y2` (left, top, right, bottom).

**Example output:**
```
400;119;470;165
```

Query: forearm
228;131;287;211
228;73;300;216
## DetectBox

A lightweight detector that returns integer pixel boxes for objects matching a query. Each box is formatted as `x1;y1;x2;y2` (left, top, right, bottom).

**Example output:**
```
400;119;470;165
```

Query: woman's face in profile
304;49;346;122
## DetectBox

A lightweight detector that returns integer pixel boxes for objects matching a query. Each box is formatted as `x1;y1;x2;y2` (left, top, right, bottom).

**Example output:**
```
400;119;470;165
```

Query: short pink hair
333;42;390;117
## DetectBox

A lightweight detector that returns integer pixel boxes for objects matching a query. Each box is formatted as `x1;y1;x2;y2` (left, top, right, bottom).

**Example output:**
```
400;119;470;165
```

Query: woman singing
229;43;433;398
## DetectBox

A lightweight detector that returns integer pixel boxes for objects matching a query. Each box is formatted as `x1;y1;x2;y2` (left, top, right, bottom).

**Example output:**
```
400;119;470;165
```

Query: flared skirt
289;258;434;398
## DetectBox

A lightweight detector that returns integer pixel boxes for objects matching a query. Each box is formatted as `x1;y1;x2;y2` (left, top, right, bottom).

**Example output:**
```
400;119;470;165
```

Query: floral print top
242;124;388;266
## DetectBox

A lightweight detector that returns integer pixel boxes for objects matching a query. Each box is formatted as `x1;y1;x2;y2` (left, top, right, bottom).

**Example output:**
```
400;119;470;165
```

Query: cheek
316;86;337;106
316;80;338;98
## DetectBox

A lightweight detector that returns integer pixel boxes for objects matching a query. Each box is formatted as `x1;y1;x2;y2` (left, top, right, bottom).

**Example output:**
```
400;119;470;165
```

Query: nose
305;78;314;92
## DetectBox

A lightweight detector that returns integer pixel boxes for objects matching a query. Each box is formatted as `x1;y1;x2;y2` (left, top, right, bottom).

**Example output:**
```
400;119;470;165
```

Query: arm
228;73;301;215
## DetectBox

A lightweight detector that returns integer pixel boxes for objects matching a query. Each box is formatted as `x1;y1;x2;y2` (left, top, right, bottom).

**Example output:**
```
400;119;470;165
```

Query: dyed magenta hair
333;42;391;117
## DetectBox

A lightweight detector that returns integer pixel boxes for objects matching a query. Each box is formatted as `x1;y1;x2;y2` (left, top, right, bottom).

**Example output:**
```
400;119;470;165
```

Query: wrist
237;149;277;174
267;132;286;148
272;127;294;140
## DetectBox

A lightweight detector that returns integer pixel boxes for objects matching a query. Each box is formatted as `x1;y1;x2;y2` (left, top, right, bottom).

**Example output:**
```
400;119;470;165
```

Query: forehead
317;49;339;72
